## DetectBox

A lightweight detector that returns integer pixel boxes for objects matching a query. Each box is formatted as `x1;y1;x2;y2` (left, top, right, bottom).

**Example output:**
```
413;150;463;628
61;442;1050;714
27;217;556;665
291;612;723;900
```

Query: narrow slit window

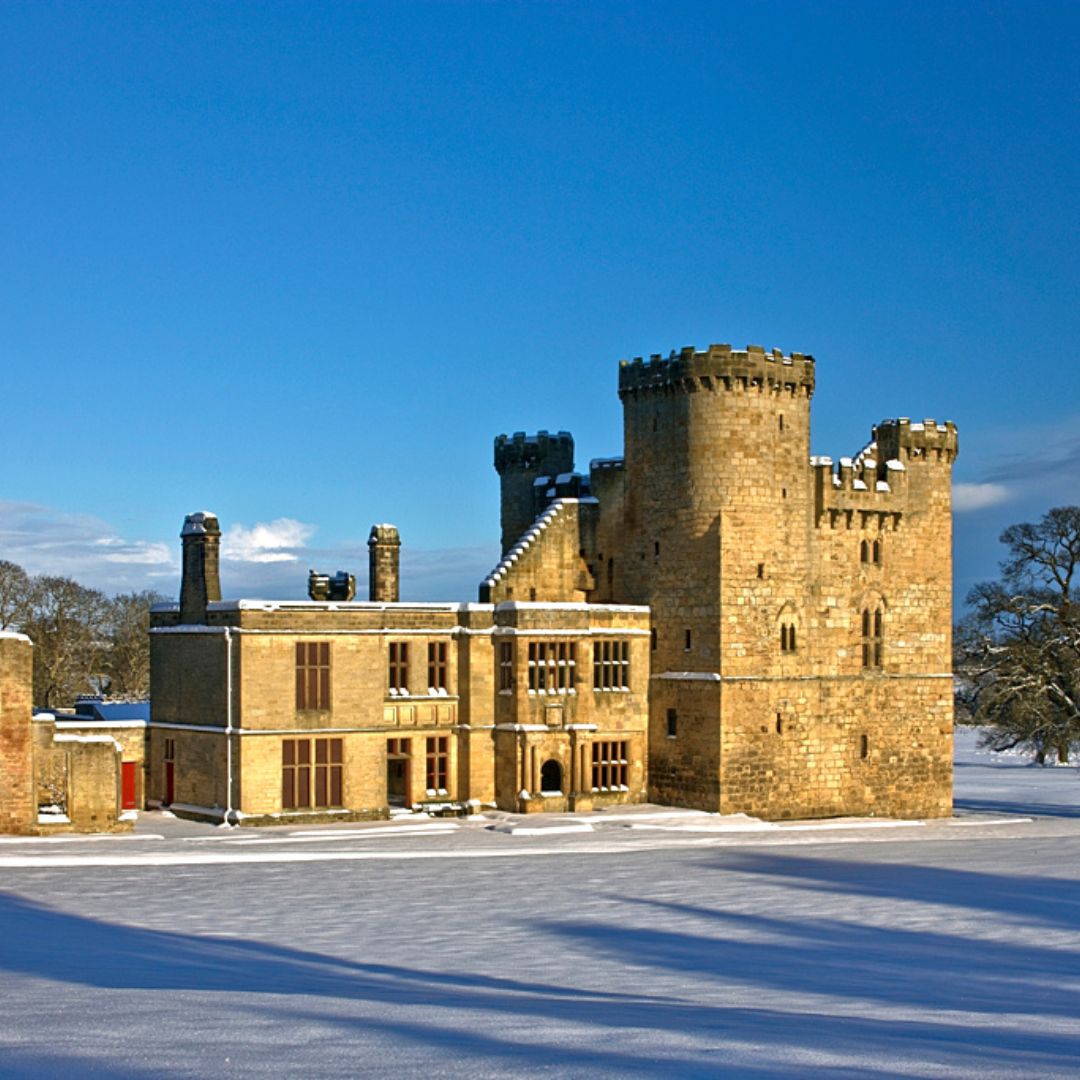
861;606;884;669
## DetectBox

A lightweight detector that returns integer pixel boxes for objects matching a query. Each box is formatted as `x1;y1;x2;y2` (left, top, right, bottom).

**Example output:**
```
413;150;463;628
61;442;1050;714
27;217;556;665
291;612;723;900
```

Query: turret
874;418;959;466
368;524;401;602
493;430;575;554
179;512;222;624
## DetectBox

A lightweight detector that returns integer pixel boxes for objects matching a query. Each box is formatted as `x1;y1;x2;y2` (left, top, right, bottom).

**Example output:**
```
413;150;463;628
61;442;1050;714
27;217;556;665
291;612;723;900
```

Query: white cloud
95;538;174;564
222;518;317;564
952;482;1013;512
0;499;177;591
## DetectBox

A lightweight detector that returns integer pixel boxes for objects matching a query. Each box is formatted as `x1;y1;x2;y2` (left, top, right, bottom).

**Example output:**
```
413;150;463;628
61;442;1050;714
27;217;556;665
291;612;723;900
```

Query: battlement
494;430;575;473
618;344;815;398
874;418;959;464
589;456;625;475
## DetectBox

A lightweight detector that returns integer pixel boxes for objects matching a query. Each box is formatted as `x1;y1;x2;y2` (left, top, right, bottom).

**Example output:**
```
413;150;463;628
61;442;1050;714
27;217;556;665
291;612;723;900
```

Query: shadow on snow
3;851;1080;1076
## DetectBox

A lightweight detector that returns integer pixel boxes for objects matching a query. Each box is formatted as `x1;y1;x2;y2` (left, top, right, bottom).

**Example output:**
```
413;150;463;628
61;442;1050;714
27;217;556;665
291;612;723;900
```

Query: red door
121;762;137;809
165;761;175;805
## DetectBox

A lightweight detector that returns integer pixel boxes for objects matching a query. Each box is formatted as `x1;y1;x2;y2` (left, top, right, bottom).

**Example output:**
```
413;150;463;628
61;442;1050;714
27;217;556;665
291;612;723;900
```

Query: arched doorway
540;759;563;795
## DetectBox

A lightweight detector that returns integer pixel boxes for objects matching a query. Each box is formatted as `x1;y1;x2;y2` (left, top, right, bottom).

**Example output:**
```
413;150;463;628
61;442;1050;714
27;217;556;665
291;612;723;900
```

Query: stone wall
0;633;35;833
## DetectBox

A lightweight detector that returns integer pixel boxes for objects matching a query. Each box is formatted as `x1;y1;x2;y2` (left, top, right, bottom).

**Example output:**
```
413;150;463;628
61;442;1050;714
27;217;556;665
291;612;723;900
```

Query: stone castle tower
494;431;576;556
483;343;958;820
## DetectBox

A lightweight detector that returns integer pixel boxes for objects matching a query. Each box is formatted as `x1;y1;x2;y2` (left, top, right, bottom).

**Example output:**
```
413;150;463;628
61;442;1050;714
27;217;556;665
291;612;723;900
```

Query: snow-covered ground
0;729;1078;1079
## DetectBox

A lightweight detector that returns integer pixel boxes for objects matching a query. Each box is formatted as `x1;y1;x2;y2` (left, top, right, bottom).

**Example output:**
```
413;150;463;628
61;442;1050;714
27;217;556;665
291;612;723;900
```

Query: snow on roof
182;511;218;536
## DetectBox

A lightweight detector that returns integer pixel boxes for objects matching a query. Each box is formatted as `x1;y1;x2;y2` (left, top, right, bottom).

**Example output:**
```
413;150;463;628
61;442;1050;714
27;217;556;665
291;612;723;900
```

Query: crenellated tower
618;345;815;668
494;430;576;555
617;343;816;808
485;339;957;821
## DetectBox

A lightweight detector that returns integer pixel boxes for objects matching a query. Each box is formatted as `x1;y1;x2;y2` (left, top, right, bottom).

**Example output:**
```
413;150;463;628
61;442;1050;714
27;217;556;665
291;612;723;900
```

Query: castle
146;342;958;823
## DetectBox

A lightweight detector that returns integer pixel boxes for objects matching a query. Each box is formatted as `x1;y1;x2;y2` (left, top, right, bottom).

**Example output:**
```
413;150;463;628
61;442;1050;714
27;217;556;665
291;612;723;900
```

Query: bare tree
103;590;167;700
956;506;1080;763
25;575;111;710
0;559;31;630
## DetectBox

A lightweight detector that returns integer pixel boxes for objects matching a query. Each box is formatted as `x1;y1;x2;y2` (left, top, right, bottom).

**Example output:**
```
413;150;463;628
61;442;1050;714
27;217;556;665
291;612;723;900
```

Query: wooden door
121;762;137;809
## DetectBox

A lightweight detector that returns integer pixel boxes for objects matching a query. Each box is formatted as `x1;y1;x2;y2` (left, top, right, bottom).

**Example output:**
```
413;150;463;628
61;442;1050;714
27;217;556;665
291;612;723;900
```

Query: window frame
282;737;343;810
427;641;448;693
388;641;409;695
526;641;577;694
295;641;331;711
425;735;449;795
592;639;630;690
591;741;629;792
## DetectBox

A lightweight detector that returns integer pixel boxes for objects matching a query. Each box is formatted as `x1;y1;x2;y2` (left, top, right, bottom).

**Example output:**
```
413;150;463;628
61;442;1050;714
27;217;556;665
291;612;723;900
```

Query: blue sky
1;1;1078;605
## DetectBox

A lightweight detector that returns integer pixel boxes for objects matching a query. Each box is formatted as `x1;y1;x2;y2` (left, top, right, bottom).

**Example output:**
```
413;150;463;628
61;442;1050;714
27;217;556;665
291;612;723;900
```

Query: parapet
618;344;815;399
874;418;959;463
494;430;575;474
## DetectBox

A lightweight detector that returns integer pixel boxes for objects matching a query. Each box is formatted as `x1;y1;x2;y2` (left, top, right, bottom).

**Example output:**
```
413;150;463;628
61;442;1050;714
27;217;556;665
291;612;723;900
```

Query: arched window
872;539;882;565
778;605;798;654
860;540;870;563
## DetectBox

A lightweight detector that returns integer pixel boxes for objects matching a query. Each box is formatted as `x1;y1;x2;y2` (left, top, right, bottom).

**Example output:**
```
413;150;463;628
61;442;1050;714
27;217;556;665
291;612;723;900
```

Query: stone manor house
146;342;958;824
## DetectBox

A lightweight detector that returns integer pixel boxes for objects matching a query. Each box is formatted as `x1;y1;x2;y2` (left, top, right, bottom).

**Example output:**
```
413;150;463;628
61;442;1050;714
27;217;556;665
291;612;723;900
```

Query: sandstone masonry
148;341;956;824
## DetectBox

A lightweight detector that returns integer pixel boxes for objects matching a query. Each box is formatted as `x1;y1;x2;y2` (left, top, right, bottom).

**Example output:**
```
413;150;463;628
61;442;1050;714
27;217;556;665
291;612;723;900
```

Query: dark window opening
527;641;577;692
684;629;692;651
757;563;765;579
387;737;411;807
862;607;884;668
776;713;784;735
650;628;657;651
860;733;869;760
667;709;678;738
591;741;628;791
781;623;797;653
593;640;630;690
540;759;563;794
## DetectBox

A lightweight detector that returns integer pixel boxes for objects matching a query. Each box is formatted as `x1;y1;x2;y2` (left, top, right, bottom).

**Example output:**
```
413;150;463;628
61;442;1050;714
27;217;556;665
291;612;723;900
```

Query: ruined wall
0;633;34;834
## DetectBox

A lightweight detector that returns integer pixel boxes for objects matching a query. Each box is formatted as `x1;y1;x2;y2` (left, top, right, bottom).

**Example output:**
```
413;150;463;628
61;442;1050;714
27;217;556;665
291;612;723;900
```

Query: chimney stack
180;511;222;623
368;524;400;602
